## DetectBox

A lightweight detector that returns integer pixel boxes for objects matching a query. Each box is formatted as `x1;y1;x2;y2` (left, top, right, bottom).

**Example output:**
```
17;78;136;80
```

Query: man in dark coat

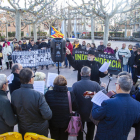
66;48;108;83
97;41;106;52
91;72;140;140
8;63;23;94
39;39;49;70
0;74;17;134
72;66;105;140
11;68;52;137
21;39;28;51
36;39;41;47
38;39;49;49
27;40;38;50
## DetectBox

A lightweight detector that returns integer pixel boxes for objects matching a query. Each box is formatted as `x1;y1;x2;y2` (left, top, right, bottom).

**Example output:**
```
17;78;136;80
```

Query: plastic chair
0;132;22;140
24;133;54;140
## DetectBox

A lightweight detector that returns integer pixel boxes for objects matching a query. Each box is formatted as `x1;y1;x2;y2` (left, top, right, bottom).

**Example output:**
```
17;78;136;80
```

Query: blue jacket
92;94;140;140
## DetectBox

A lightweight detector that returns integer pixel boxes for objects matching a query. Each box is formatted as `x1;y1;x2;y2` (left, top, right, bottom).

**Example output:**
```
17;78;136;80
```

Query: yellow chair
0;132;22;140
24;133;54;140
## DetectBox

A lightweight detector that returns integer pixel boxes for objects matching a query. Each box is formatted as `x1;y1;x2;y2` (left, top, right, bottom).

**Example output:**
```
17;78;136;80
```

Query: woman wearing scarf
73;39;82;50
104;43;114;54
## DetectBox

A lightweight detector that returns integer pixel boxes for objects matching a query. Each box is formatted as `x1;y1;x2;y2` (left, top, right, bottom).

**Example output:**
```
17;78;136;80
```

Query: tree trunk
29;24;31;37
103;16;109;46
91;15;95;43
64;19;66;39
6;23;8;39
15;11;21;41
125;24;127;38
48;23;50;36
33;23;37;42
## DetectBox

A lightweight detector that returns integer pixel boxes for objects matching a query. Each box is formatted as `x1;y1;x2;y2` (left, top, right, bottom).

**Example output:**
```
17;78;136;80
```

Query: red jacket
66;43;73;55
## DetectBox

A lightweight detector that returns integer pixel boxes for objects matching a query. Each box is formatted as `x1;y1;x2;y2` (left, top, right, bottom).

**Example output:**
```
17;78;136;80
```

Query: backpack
65;91;82;136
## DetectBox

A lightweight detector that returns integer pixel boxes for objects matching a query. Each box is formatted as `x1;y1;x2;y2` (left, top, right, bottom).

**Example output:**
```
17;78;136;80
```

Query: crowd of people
0;63;140;140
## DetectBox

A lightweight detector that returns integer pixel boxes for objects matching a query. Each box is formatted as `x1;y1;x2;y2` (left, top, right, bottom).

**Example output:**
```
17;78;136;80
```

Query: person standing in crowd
90;43;96;51
0;43;2;70
128;44;135;77
3;42;12;69
86;43;91;51
3;38;10;47
14;44;22;52
133;49;140;84
133;45;138;57
45;75;78;140
116;43;131;71
136;43;140;48
39;39;49;70
21;39;28;51
65;39;73;68
27;40;38;51
72;39;76;47
73;39;81;49
114;46;118;54
0;74;17;134
81;41;86;50
36;39;41;47
72;66;104;140
66;48;108;83
11;68;52;137
91;72;140;140
97;41;106;52
8;63;22;94
28;38;32;45
48;38;51;48
10;38;17;51
34;72;47;94
104;43;114;54
18;40;22;48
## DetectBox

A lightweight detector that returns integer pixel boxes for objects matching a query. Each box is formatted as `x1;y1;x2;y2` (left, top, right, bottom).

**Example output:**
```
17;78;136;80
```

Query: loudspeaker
51;38;66;62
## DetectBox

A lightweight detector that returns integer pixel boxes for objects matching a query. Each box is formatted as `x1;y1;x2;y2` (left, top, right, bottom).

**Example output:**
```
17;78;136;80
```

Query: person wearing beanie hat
66;48;108;83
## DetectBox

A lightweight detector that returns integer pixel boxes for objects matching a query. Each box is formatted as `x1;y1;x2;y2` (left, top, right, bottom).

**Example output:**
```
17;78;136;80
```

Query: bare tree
68;0;140;46
0;0;56;41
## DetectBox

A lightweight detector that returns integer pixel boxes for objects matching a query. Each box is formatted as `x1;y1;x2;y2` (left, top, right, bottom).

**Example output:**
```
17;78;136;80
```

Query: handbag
65;91;83;136
8;53;12;60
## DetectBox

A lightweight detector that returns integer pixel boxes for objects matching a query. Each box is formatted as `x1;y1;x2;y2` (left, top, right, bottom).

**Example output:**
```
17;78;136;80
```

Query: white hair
34;72;46;81
0;74;7;89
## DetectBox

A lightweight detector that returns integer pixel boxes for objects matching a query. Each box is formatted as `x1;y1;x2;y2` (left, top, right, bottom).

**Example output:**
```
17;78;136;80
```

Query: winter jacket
36;42;40;47
89;47;96;51
92;94;140;140
97;45;106;52
27;44;38;50
0;90;17;134
11;84;52;137
116;48;131;65
9;73;21;95
38;42;49;49
134;54;140;75
48;41;51;48
3;46;12;63
67;54;107;83
104;47;114;54
81;45;86;50
128;50;135;66
71;76;102;122
10;42;16;52
3;41;10;47
66;43;73;55
21;43;28;51
45;85;78;128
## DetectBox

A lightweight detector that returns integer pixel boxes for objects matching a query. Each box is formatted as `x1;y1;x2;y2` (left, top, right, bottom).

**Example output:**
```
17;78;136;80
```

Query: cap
88;49;95;56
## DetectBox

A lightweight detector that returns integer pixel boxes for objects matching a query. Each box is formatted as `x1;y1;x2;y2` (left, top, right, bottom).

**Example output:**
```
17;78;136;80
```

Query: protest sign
73;49;122;75
12;49;54;67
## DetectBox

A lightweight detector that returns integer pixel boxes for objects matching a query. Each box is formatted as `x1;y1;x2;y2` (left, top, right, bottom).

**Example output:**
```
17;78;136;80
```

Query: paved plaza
0;40;138;140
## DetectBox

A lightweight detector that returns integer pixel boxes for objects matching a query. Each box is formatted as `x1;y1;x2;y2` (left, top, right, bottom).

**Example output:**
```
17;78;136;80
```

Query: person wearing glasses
0;74;17;134
11;68;52;138
104;43;114;54
91;72;140;140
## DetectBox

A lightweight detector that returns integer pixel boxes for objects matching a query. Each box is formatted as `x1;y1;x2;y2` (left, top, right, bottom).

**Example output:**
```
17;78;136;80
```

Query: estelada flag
51;26;64;38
